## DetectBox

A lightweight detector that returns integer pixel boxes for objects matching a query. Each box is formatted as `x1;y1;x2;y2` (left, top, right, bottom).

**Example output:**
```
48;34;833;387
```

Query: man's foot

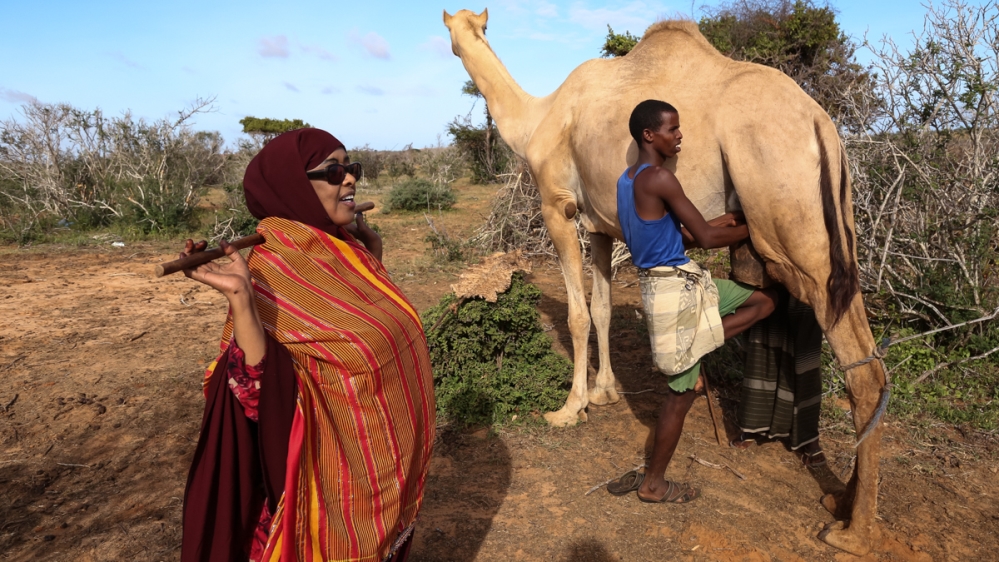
729;432;758;449
637;480;699;503
798;441;827;468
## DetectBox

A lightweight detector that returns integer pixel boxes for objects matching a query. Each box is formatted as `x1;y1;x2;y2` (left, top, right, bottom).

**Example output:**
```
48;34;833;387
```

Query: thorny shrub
0;98;224;241
422;273;572;426
843;0;999;426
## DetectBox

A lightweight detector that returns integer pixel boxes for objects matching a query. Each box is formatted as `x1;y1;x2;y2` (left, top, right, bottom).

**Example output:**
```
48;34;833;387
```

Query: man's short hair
629;100;678;144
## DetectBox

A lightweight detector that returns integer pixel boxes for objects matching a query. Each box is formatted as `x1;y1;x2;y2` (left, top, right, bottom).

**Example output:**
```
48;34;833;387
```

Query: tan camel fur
444;9;888;556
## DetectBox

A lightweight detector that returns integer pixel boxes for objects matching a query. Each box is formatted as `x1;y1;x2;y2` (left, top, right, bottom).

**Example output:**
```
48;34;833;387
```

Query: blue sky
0;1;975;149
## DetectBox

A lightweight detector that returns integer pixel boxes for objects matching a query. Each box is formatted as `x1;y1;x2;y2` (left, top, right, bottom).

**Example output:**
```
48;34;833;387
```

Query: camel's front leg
587;232;620;406
818;295;887;556
541;204;592;427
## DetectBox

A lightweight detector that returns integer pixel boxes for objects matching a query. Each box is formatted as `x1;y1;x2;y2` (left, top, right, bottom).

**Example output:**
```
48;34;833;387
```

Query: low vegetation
422;273;572;426
0;0;994;431
384;178;457;213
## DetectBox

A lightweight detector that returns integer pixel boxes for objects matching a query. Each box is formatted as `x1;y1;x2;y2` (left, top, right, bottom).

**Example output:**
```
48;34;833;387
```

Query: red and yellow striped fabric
207;217;435;561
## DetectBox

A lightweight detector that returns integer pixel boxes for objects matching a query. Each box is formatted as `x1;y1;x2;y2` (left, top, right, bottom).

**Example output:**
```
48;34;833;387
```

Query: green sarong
737;288;823;449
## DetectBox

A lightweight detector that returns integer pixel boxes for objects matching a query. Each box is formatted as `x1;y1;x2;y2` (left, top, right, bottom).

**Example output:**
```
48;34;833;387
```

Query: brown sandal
800;449;827;468
729;432;758;449
637;480;700;504
607;470;645;496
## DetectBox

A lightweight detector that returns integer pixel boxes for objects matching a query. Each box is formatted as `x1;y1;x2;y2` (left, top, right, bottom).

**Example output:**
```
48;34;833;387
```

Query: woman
178;129;434;562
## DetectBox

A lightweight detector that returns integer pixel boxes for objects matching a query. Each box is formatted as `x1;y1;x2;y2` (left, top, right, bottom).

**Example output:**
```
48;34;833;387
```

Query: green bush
424;230;467;262
385;178;456;212
422;273;572;426
206;183;259;242
446;117;512;184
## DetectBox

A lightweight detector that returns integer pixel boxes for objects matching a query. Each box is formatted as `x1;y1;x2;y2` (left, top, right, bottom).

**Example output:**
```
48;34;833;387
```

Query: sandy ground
1;182;997;561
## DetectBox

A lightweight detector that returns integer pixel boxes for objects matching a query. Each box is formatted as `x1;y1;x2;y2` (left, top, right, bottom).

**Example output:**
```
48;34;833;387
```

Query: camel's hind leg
540;203;593;427
588;232;620;406
812;293;887;556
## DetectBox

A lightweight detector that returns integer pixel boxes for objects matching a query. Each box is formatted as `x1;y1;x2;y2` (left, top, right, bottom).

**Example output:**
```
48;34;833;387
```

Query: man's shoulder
634;164;680;190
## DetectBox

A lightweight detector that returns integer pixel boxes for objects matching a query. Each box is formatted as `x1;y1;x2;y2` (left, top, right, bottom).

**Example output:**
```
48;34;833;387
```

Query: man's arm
680;212;746;249
643;169;749;249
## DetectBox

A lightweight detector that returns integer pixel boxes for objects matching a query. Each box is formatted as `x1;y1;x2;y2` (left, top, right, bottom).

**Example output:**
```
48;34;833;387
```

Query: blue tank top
617;164;690;269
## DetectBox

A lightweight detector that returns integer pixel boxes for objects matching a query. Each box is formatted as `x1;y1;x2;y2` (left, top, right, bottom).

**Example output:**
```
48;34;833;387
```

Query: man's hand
707;211;746;228
682;212;747;249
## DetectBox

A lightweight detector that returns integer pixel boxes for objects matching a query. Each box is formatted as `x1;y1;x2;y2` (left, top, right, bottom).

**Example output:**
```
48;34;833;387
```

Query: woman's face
307;148;358;226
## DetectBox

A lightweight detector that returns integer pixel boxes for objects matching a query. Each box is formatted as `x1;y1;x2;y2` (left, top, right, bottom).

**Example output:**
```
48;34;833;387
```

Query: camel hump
631;20;720;57
641;20;701;38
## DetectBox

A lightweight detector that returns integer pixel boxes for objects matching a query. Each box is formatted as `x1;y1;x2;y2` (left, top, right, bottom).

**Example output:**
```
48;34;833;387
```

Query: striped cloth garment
639;261;726;376
206;217;435;561
737;289;823;450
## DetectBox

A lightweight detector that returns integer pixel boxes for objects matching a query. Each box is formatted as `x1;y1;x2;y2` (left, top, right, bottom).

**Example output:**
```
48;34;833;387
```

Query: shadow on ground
410;428;512;562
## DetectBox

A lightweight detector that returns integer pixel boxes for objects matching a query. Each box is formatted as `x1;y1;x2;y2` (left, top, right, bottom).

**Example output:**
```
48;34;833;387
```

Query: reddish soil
1;182;997;561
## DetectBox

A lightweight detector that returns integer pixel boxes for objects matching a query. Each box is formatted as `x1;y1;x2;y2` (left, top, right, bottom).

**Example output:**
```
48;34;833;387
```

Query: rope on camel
835;305;999;447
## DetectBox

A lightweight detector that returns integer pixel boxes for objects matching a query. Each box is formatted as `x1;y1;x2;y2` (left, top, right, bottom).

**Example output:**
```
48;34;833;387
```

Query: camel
443;9;888;556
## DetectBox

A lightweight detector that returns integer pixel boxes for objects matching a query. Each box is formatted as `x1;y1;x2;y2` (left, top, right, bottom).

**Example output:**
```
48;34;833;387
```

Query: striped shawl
203;217;435;561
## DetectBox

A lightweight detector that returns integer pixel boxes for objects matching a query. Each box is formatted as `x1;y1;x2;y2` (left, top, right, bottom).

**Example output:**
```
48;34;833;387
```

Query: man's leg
637;386;699;502
721;287;777;339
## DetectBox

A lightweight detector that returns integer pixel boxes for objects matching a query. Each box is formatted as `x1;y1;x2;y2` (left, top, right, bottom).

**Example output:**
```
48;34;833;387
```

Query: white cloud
108;51;143;69
356;85;385;96
420;36;453;59
284;82;299;92
568;1;671;33
491;0;527;14
258;35;290;58
301;43;338;62
321;86;341;95
350;30;391;60
536;1;559;17
403;84;437;97
0;87;37;104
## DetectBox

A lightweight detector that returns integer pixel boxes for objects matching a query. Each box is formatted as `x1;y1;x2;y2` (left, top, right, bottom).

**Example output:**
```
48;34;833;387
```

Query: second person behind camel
608;99;777;503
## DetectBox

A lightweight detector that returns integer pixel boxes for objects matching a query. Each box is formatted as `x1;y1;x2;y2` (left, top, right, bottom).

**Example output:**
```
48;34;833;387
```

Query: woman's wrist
225;280;257;308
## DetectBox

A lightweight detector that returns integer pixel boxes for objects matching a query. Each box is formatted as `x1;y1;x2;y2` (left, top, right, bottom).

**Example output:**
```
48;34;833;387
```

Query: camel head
442;8;489;57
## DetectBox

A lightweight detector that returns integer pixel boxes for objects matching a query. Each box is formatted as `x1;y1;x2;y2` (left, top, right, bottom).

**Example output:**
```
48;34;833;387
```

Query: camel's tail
817;121;860;327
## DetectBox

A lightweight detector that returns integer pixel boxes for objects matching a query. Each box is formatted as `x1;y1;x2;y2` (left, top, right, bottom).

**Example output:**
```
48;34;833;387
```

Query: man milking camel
607;100;778;503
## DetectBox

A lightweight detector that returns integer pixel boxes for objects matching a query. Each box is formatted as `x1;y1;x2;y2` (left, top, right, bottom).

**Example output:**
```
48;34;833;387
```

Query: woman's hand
180;238;265;364
180;239;255;298
344;212;384;262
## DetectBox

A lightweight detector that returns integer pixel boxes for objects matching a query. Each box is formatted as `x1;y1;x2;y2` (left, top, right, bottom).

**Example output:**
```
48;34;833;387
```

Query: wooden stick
155;233;265;277
155;202;375;277
701;368;725;446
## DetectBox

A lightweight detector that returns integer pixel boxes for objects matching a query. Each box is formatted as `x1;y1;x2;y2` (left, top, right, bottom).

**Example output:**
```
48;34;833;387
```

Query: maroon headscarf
243;128;345;235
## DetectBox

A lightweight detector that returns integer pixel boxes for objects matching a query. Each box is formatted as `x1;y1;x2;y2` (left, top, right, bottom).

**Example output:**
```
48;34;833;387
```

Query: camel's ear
443;10;452;27
475;8;489;29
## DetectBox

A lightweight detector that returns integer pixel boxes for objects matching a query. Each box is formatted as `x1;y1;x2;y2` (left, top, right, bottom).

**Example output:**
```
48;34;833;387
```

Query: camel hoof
820;493;839;515
588;387;620;406
544;407;582;427
820;492;853;519
820;522;872;556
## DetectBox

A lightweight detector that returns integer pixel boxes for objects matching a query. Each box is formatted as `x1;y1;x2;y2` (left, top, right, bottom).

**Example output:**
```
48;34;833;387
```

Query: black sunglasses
306;162;362;185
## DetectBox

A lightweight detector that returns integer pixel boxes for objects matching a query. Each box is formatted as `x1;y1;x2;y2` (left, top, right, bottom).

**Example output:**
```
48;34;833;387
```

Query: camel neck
457;37;549;156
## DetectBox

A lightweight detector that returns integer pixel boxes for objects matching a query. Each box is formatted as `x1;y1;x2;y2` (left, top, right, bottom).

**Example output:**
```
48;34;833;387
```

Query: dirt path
1;184;997;561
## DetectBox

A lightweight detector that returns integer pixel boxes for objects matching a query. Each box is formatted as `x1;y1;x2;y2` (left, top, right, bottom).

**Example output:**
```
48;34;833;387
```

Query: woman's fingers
180;239;209;259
